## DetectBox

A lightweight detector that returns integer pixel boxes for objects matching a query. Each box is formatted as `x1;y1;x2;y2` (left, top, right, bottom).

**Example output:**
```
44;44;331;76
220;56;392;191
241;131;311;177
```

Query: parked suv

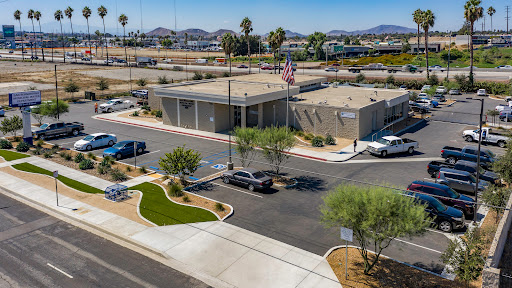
407;181;475;217
409;193;465;233
437;168;489;194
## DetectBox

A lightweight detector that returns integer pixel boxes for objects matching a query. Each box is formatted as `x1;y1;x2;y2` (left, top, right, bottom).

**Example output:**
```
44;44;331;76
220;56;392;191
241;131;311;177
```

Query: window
465;149;476;155
237;172;250;178
56;123;65;128
253;171;266;179
390;140;397;145
125;142;134;148
384;103;404;125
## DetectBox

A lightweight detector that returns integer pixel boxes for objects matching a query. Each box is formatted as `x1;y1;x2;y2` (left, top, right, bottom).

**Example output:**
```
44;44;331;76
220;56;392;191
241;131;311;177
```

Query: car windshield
106;100;115;104
112;143;125;149
377;139;390;145
40;124;49;129
83;135;95;141
446;188;460;199
468;173;478;183
430;198;448;212
252;171;266;179
479;167;486;174
485;150;496;158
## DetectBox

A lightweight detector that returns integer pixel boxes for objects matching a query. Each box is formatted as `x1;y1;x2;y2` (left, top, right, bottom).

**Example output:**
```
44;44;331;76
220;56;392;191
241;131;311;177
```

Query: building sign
2;25;15;40
333;45;344;52
339;112;356;119
180;99;194;109
340;227;353;242
9;90;41;107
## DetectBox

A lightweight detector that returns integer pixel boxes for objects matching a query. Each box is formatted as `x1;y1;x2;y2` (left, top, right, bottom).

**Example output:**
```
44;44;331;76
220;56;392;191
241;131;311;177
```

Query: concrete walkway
94;110;368;162
0;157;341;288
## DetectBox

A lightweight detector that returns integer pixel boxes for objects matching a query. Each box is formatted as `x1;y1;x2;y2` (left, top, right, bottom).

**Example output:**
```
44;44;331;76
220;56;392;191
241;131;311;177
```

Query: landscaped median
0;149;30;161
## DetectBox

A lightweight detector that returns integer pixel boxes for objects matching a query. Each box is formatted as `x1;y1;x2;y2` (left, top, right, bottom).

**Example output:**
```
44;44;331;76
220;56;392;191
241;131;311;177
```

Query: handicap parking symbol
211;164;227;170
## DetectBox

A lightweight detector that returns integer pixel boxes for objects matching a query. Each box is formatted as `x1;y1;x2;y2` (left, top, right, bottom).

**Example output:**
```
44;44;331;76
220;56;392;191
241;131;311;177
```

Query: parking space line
394;238;443;254
139;150;161;157
212;182;263;198
47;263;73;278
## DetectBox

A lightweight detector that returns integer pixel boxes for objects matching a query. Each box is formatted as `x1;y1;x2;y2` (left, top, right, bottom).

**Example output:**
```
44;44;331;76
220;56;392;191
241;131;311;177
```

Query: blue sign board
9;91;42;107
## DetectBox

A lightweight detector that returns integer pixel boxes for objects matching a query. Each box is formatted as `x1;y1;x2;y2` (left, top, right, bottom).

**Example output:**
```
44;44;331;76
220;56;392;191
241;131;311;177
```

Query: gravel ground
76;67;189;82
0;60;106;74
0;81;54;94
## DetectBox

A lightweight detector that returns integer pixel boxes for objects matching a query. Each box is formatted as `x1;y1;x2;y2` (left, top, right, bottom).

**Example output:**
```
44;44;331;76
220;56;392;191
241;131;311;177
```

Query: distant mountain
263;30;306;39
326;30;350;36
176;28;209;37
327;25;415;36
208;29;237;37
146;27;173;37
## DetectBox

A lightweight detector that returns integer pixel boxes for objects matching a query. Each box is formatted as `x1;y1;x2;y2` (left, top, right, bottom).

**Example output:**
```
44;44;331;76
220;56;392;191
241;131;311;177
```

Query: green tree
420;10;435;79
233;126;259;167
401;42;411;54
413;9;424;57
344;36;351;45
320;184;429;275
83;7;92;60
257;126;295;175
159;146;202;184
0;115;23;137
464;0;483;85
27;9;36;59
481;185;510;223
14;10;24;61
97;6;109;64
355;72;366;83
306;32;327;61
64;6;76;62
240;17;253;73
487;6;496;32
486;109;499;126
274;27;286;73
40;99;70;119
493;142;512;184
64;79;80;98
54;10;64;62
118;14;128;64
441;227;486;287
34;11;44;61
30;106;46;125
136;78;148;87
221;33;235;76
97;77;109;91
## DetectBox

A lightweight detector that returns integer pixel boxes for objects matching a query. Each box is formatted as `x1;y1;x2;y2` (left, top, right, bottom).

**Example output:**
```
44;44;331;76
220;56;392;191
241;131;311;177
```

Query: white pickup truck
463;127;508;148
367;136;419;157
99;99;135;113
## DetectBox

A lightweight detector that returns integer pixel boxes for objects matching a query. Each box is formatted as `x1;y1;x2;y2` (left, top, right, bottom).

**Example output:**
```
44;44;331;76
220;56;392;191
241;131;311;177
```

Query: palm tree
98;5;109;65
118;14;128;64
64;7;77;62
221;33;235;76
28;9;36;59
420;10;435;79
487;6;496;32
134;30;139;61
54;10;64;63
465;0;483;85
268;31;277;72
240;17;253;74
34;11;44;61
95;30;102;57
82;6;92;60
14;10;24;60
274;27;286;74
413;9;424;56
184;32;188;48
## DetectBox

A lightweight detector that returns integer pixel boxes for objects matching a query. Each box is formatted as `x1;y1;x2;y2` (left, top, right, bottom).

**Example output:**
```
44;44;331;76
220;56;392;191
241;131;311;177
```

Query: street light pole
447;32;451;79
467;97;484;223
55;65;59;120
227;80;233;170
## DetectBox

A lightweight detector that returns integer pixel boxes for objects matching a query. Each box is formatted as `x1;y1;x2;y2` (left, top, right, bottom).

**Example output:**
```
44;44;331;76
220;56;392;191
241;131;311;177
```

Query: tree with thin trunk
14;10;24;60
184;32;188;48
134;31;139;62
95;30;101;57
28;9;36;59
268;31;278;73
274;27;286;74
64;7;76;62
221;33;235;76
464;0;483;86
118;14;128;65
413;9;424;57
54;10;64;63
98;6;109;65
82;6;92;61
420;10;435;79
487;6;496;32
34;11;44;61
240;17;253;74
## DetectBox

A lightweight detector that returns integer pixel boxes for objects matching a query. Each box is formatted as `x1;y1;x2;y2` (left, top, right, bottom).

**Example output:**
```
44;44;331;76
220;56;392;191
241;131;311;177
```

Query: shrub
222;72;230;77
182;195;191;202
154;110;162;118
102;156;115;165
36;139;45;147
79;159;94;170
87;152;96;160
325;134;336;145
136;78;148;87
110;168;128;181
125;165;132;172
311;136;324;147
142;110;149;115
32;147;43;155
97;165;109;175
139;166;148;174
204;73;216;79
355;73;366;83
43;151;53;158
168;182;184;197
192;72;203;80
304;133;314;141
0;139;13;149
141;104;151;111
132;110;139;116
215;202;225;212
295;130;304;137
158;75;169;84
16;141;30;152
74;153;85;163
60;152;72;161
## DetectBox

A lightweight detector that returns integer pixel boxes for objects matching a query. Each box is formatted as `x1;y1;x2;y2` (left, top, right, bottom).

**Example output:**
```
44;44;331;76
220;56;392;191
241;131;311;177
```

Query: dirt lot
76;67;188;82
49;47;225;60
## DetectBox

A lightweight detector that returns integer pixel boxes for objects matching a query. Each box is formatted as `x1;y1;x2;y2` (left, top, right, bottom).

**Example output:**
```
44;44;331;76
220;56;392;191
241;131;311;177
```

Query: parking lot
3;92;508;275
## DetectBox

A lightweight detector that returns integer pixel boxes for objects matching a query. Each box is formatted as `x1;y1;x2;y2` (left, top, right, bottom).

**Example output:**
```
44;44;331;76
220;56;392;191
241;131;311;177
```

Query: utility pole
506;6;511;33
55;65;59;120
447;32;451;79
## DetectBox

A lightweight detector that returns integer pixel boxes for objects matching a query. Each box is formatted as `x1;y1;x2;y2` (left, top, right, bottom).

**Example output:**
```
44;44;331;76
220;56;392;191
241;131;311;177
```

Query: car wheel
39;134;45;140
137;147;143;154
447;157;457;165
223;177;230;184
439;221;453;233
465;135;473;142
408;147;414;154
248;184;255;192
130;105;134;108
108;140;114;146
108;108;113;113
116;153;122;160
498;141;506;148
381;150;388;157
86;145;92;151
72;129;79;136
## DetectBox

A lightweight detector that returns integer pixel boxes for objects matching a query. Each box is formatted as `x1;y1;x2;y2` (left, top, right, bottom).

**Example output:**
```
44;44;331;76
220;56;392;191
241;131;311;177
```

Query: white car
497;65;512;69
495;105;511;113
428;65;446;72
477;89;487;96
74;133;117;151
99;99;135;113
421;85;431;92
367;136;419;157
435;86;447;94
418;93;429;99
324;67;339;72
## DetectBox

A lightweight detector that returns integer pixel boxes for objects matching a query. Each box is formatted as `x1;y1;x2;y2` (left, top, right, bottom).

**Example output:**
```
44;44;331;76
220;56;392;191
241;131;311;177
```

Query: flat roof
161;80;291;97
224;74;326;87
296;86;409;109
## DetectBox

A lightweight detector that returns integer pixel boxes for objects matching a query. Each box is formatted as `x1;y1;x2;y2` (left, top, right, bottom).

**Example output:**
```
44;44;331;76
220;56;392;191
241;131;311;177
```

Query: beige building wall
214;103;232;132
178;99;196;129
161;98;178;126
148;88;162;110
197;101;215;132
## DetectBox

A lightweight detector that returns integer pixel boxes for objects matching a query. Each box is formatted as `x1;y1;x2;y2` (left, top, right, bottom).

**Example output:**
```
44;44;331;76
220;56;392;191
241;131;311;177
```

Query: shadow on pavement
293;175;327;193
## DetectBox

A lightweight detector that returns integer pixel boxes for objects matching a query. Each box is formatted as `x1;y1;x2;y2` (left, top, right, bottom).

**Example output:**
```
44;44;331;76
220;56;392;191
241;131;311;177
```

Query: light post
447;32;452;79
467;97;484;223
227;80;233;170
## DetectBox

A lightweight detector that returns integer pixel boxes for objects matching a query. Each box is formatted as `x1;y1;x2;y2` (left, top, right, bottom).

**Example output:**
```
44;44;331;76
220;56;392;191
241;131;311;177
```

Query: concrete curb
132;189;159;227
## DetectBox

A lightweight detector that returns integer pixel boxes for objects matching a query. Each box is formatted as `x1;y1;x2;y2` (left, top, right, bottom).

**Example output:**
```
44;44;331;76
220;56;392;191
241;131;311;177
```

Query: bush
136;78;148;87
311;136;324;147
79;159;94;170
125;165;132;172
141;104;150;111
36;139;44;147
355;73;366;83
182;195;191;202
43;151;53;158
215;202;225;212
325;134;336;145
204;73;216;79
142;110;149;115
158;75;169;84
102;156;115;165
32;147;43;155
16;141;30;152
222;72;230;77
132;110;139;116
97;164;109;175
139;166;147;174
154;110;162;118
168;182;184;197
192;72;203;80
0;139;13;149
74;153;85;163
87;152;96;160
385;75;395;85
60;152;72;161
295;130;304;137
110;168;127;181
304;133;314;141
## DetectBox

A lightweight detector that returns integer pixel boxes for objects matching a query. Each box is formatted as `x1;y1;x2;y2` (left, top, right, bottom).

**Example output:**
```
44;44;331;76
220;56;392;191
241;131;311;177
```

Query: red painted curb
96;117;328;162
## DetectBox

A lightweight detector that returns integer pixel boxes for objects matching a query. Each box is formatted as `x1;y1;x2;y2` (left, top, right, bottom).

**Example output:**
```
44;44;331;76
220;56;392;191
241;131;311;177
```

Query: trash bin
85;91;96;101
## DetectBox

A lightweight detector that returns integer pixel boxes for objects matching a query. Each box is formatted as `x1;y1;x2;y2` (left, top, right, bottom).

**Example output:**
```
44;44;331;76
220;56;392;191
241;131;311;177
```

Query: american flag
282;51;295;86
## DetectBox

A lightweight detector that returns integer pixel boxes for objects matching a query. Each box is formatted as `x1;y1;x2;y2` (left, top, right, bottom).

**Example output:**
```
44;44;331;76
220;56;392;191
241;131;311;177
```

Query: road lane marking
393;238;443;254
47;263;73;278
344;157;441;164
212;182;263;198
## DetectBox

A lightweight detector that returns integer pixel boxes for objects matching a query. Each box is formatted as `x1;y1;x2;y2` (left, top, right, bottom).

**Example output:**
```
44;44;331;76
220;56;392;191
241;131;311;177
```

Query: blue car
103;140;146;160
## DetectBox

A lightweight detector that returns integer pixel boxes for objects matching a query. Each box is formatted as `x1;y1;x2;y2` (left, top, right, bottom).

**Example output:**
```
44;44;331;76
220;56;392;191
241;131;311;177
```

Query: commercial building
149;74;409;140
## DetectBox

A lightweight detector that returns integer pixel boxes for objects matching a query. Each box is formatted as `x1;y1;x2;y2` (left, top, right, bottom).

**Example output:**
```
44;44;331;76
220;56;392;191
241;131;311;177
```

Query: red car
261;66;272;70
332;63;340;66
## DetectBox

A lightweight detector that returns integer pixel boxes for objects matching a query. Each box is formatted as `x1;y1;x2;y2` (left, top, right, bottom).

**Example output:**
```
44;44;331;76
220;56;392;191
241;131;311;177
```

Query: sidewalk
94;110;367;162
0;157;341;288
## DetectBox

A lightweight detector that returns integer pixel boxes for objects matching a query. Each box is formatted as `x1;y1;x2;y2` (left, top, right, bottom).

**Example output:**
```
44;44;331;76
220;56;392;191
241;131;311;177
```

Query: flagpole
286;83;289;128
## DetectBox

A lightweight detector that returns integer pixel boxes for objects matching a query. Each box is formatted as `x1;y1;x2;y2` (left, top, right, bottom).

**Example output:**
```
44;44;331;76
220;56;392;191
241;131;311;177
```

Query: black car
221;168;273;191
427;160;499;184
31;56;39;60
409;193;465;233
117;59;127;63
407;181;475;217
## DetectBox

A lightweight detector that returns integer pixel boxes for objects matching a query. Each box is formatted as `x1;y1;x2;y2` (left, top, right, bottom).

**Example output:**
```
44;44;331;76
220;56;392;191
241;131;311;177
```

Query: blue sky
1;0;510;35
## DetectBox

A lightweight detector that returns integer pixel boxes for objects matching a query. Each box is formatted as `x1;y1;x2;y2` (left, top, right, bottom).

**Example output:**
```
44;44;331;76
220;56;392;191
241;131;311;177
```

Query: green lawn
0;149;30;161
130;182;217;226
12;163;103;194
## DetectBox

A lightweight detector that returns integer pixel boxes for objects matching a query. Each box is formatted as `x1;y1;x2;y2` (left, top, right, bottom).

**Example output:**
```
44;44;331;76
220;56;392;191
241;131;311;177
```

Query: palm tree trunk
87;19;91;62
425;29;429;79
123;27;128;65
60;22;65;63
19;21;24;61
470;22;474;85
51;32;54;62
38;22;44;61
70;21;76;63
103;19;109;65
491;17;493;32
31;20;36;59
229;54;232;76
248;40;251;74
417;25;420;56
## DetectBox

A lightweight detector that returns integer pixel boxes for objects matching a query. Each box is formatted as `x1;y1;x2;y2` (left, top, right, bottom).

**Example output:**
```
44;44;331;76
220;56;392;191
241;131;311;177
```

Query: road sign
211;164;227;170
53;170;58;178
9;91;41;108
340;227;353;242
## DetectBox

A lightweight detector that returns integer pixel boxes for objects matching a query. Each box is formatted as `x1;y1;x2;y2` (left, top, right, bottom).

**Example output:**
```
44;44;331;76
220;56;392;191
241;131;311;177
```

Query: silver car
221;168;273;191
436;168;489;195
